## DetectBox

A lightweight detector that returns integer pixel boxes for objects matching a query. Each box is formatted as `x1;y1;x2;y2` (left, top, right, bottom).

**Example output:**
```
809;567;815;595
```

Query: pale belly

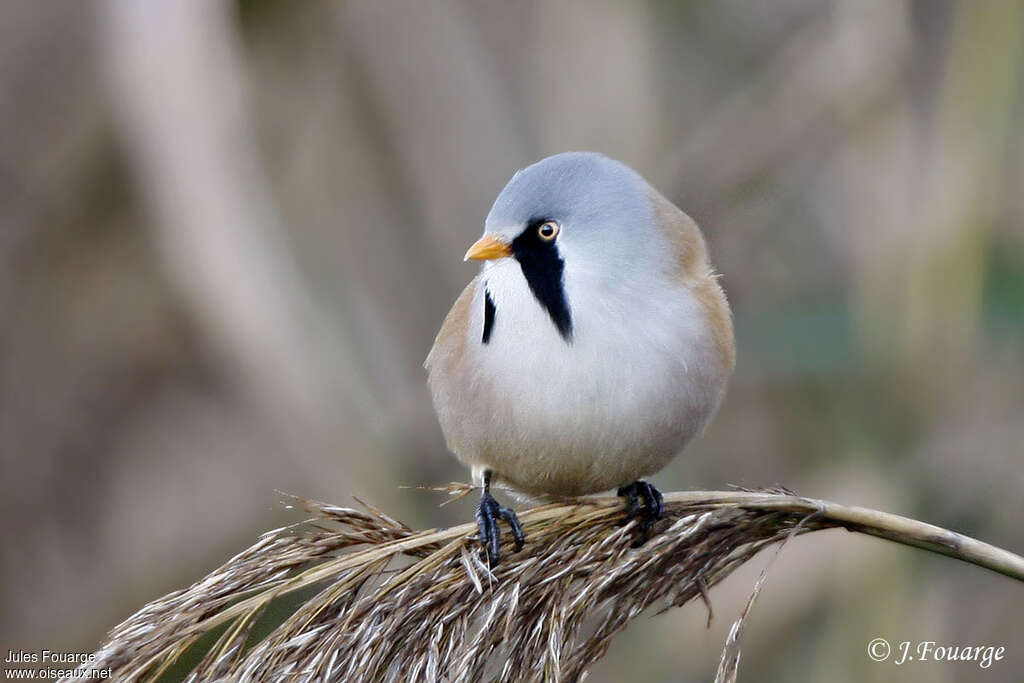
428;261;729;497
447;294;721;496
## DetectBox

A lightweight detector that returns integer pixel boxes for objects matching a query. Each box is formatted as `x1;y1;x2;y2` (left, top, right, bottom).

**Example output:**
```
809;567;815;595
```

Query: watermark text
867;638;1005;669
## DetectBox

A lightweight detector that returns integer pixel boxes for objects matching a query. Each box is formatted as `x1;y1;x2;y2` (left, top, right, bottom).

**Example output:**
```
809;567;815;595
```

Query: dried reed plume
72;486;1024;682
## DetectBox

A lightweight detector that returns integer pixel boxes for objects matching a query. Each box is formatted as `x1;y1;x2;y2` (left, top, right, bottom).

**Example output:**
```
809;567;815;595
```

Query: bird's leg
475;470;525;565
617;480;665;546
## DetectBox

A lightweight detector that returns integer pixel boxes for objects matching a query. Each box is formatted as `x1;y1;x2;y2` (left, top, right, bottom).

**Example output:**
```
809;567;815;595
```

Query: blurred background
2;1;1022;681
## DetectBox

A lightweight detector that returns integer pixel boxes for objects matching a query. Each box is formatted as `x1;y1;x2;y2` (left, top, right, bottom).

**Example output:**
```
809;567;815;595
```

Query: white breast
443;257;726;496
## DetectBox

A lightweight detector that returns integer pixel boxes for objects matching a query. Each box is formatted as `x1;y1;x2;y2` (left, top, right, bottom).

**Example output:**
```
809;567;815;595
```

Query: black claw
475;472;525;565
498;506;526;552
617;480;665;546
476;495;500;564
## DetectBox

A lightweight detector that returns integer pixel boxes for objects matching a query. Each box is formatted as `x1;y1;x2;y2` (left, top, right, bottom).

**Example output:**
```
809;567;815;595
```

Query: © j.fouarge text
867;637;1006;669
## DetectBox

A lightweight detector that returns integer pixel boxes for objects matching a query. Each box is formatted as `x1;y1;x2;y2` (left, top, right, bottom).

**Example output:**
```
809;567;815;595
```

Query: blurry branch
659;4;911;204
870;0;1022;373
75;488;1023;682
99;0;379;440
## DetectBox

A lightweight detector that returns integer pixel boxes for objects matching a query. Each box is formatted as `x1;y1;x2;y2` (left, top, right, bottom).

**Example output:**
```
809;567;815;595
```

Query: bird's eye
537;221;559;241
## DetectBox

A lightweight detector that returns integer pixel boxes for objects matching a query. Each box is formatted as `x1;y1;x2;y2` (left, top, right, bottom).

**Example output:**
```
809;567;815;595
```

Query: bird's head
464;152;680;343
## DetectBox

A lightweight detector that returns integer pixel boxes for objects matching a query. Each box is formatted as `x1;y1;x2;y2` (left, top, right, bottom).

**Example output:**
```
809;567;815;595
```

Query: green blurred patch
736;294;858;379
982;238;1024;341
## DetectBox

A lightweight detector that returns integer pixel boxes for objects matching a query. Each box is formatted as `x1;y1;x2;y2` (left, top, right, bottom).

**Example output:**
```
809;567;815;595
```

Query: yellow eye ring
537;221;560;241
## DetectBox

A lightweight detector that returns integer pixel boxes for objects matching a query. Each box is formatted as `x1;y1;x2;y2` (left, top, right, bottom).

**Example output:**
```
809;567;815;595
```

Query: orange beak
464;234;513;261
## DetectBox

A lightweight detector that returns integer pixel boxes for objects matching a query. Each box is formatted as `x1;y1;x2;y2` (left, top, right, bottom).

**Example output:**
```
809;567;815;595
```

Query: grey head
478;152;667;343
485;152;656;246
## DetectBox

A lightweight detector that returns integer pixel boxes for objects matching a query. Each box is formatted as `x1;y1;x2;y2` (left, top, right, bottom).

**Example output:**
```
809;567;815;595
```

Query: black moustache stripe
511;224;573;342
482;287;496;344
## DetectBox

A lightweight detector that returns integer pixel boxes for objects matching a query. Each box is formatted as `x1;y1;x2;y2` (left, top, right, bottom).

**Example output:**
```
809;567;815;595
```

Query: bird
425;152;734;564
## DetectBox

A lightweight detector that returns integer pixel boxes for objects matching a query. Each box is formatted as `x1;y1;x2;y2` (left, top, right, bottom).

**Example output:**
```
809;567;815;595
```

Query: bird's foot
617;480;665;546
475;489;525;565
